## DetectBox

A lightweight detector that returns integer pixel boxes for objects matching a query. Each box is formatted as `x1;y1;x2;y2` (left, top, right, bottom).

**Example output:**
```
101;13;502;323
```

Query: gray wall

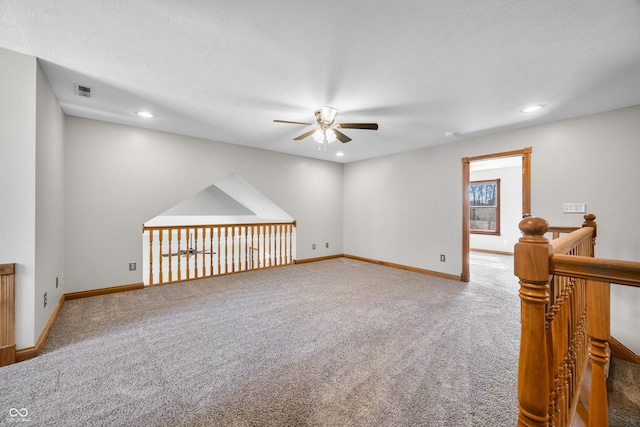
344;141;469;277
64;116;344;293
344;105;640;352
35;61;65;341
0;48;65;349
0;48;37;348
345;106;640;267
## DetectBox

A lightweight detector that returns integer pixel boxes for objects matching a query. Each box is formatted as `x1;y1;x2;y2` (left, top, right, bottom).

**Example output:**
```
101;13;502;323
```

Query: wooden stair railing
548;225;581;240
143;221;296;285
1;263;16;367
515;214;640;427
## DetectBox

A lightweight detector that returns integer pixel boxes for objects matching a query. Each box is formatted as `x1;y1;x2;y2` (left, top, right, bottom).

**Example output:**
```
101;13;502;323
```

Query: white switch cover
563;203;586;213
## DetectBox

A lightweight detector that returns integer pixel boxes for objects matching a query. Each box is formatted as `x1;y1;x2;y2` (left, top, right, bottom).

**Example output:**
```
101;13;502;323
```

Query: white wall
469;165;522;253
213;173;294;222
35;61;65;337
0;48;37;348
145;173;294;226
64;116;343;293
156;183;254;216
611;284;638;354
344;105;640;353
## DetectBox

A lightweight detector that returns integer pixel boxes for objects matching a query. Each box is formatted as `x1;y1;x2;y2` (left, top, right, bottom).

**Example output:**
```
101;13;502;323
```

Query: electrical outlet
129;262;136;271
326;242;329;248
312;244;316;250
440;254;446;262
44;292;47;308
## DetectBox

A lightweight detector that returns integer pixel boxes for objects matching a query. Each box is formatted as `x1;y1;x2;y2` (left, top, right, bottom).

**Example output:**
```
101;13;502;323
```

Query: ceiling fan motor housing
315;106;338;125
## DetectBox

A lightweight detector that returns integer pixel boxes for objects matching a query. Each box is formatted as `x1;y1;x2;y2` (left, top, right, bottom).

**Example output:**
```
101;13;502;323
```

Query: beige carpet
0;255;536;425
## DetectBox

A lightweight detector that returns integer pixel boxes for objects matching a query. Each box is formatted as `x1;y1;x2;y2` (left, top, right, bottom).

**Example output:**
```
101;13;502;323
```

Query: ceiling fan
274;106;378;150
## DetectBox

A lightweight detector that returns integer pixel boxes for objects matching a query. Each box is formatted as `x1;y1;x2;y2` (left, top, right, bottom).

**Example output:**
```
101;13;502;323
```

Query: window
469;179;500;235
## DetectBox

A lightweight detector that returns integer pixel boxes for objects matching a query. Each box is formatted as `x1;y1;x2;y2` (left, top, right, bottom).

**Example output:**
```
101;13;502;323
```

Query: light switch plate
563;203;586;214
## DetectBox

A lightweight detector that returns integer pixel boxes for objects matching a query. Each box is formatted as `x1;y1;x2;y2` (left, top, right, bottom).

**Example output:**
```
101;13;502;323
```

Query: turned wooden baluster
515;216;552;427
168;229;173;282
220;227;226;274
149;230;154;285
278;224;283;265
177;228;183;280
292;221;297;263
244;226;249;271
209;227;214;276
243;226;248;271
252;226;257;269
184;228;191;279
586;278;609;427
548;277;567;426
264;225;269;267
259;225;264;268
216;227;222;275
193;228;199;278
267;224;271;267
286;223;292;264
230;226;235;273
158;230;164;283
271;224;276;266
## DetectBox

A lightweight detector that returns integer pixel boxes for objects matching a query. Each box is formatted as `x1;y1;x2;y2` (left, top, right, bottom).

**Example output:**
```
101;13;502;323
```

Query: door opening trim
461;148;531;282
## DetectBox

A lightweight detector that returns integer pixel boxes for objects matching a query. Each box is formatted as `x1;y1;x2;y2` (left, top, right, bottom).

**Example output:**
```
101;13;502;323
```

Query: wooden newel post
514;217;551;426
582;214;597;257
0;263;16;367
586;278;609;427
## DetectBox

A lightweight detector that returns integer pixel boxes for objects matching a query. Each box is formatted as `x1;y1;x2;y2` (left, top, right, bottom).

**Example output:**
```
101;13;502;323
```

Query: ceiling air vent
74;84;91;98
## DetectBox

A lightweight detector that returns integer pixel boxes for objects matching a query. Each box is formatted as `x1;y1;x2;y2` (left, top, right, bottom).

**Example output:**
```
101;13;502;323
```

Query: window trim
469;179;501;236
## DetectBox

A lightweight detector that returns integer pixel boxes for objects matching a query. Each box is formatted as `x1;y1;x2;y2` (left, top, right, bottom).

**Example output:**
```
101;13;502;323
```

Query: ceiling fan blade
337;123;379;130
333;129;352;143
274;119;314;126
293;129;318;140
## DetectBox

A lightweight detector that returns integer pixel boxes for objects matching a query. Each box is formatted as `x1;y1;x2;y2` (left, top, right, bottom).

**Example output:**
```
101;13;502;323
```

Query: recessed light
521;105;543;113
137;111;155;118
336;152;344;157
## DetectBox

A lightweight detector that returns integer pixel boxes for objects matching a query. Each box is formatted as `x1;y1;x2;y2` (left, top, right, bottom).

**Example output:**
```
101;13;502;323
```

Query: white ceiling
2;1;640;163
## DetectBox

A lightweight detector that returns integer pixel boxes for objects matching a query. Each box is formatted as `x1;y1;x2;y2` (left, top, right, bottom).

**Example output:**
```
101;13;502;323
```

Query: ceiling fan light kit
313;128;337;151
274;106;378;152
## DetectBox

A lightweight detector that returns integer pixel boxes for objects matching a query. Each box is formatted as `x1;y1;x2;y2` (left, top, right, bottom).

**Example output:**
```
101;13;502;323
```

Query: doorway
461;148;531;282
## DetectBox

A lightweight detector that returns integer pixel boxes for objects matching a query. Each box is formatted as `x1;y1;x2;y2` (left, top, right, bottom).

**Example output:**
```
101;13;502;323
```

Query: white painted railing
142;221;296;285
